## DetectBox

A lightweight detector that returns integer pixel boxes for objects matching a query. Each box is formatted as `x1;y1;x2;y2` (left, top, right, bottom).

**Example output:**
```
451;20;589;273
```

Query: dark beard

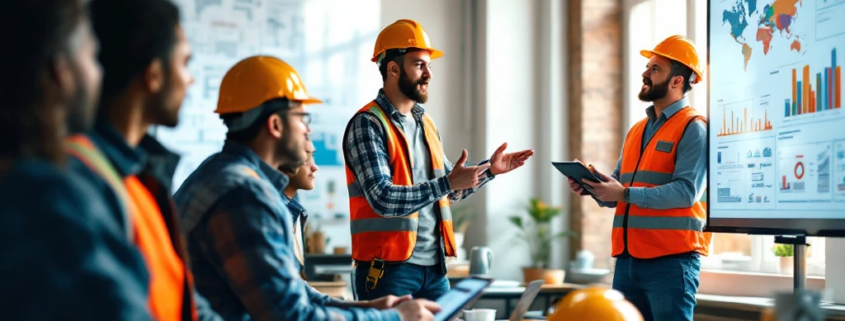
398;67;428;104
150;72;180;128
65;63;93;134
638;77;670;102
276;123;306;170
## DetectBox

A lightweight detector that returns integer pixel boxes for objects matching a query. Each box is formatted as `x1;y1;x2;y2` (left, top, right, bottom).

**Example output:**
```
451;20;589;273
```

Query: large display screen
707;0;845;235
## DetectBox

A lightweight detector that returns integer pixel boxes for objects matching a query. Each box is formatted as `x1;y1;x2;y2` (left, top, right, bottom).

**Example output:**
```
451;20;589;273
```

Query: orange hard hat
548;286;644;321
371;19;443;64
640;35;703;84
216;56;322;115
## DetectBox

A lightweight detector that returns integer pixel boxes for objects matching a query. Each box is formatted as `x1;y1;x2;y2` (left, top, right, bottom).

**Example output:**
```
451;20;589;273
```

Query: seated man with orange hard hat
344;19;535;302
569;35;710;321
174;56;441;321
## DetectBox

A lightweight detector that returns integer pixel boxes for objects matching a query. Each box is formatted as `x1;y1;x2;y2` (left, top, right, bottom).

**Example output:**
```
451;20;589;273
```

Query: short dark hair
90;0;180;103
222;99;292;143
668;60;694;93
0;0;86;161
378;50;407;82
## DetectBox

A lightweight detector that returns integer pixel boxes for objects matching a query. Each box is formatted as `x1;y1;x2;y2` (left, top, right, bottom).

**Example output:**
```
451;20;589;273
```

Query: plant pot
523;268;566;285
311;232;326;254
779;256;794;275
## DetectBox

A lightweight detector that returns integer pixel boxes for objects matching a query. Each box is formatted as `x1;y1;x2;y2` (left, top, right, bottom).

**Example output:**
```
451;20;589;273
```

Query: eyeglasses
285;112;312;126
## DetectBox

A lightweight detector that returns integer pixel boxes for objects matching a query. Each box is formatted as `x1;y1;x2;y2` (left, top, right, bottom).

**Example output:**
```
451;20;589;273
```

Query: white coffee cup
462;309;496;321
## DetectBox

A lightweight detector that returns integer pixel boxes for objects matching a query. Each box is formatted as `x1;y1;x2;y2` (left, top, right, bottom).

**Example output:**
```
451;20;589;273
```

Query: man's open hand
489;142;534;176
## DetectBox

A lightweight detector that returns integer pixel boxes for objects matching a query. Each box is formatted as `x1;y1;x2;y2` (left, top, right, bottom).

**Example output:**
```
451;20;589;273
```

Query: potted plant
508;198;577;285
772;244;794;275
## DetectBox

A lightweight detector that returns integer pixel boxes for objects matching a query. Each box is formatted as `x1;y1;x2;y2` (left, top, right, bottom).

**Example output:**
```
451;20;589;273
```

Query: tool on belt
366;259;386;290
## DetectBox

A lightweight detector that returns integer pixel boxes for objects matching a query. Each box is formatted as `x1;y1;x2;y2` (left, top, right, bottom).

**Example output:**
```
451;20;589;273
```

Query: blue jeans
612;254;701;321
353;263;450;301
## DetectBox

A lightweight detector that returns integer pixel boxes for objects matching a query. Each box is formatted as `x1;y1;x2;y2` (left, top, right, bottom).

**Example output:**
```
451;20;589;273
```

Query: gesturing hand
489;143;534;175
447;149;489;191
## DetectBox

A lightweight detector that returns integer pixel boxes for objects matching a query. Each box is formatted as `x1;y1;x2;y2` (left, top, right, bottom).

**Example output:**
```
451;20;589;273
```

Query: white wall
482;0;540;280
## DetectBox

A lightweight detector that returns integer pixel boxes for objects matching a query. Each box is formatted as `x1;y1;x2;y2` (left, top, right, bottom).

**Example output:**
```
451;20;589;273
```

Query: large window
623;0;825;277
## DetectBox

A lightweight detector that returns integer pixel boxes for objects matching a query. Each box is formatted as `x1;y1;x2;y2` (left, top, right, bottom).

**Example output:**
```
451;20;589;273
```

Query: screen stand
774;235;808;291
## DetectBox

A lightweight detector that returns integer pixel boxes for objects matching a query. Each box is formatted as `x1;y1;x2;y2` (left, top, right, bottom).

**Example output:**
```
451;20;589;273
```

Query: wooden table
308;281;349;300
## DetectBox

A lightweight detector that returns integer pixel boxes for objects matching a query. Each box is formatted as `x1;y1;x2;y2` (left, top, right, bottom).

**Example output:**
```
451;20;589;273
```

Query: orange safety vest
612;107;712;259
67;135;197;321
344;101;457;262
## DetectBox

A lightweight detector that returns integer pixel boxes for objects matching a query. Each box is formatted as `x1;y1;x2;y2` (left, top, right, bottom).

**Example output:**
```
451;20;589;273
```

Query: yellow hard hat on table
548;286;644;321
372;19;443;64
640;35;704;84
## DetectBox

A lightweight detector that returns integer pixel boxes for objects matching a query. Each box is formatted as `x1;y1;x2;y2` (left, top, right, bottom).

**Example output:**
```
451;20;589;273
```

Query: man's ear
49;54;75;99
672;75;685;90
144;59;165;94
389;60;401;78
266;113;284;139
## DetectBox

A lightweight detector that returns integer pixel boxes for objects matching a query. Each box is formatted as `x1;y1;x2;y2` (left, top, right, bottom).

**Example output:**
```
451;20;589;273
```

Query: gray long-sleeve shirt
598;96;707;209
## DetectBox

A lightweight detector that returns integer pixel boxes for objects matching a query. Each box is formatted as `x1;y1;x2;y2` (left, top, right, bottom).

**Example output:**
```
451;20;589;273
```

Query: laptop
502;280;545;321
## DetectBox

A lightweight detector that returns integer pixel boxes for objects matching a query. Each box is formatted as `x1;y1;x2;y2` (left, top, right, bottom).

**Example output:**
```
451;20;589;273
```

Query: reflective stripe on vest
68;135;195;321
612;107;712;259
67;135;133;240
345;101;457;262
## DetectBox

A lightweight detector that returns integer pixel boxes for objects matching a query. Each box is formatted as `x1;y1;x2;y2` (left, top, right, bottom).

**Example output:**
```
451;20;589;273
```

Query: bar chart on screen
784;47;842;119
717;98;774;137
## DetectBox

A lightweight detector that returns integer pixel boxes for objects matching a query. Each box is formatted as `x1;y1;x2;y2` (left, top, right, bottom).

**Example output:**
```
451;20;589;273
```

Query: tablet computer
551;161;607;194
433;277;493;321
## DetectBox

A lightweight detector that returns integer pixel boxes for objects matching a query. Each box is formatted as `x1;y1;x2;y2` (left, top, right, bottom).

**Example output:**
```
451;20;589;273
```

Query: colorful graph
785;48;842;117
718;100;773;137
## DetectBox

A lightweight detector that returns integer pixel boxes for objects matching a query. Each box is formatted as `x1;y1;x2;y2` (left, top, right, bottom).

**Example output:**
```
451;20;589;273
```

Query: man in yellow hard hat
569;35;710;321
344;19;535;301
174;56;441;321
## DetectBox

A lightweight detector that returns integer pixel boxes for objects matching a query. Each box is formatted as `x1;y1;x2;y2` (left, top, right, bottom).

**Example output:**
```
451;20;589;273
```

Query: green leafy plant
508;198;577;269
451;204;475;235
772;244;794;257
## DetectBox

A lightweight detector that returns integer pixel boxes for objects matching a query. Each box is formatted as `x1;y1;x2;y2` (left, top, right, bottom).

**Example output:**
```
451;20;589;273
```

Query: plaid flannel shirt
343;90;494;218
175;141;399;321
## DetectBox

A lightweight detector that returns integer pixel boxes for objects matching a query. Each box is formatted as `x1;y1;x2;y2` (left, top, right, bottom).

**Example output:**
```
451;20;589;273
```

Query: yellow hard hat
640;35;703;84
371;19;443;64
216;56;322;115
548;287;644;321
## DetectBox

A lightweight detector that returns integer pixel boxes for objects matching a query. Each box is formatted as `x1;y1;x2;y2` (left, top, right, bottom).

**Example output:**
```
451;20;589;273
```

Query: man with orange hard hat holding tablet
568;35;711;321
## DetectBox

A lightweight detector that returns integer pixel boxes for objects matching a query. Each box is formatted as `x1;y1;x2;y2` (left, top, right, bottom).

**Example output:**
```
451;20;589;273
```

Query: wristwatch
623;188;630;202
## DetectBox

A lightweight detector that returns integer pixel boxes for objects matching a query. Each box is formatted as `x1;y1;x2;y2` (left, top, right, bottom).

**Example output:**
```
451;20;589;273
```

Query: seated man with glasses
174;56;440;321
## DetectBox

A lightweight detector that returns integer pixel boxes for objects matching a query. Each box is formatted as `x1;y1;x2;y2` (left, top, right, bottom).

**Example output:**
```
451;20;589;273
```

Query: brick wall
567;0;623;270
